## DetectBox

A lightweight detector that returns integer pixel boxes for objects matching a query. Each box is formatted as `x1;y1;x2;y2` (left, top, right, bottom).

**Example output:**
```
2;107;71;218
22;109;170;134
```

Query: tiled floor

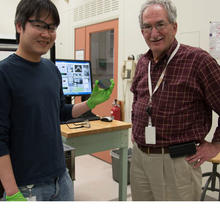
1;155;217;201
74;155;218;201
74;154;131;201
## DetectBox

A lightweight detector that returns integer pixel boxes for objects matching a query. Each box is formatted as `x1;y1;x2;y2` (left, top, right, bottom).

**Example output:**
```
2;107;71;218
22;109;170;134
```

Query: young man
130;0;220;201
0;0;114;201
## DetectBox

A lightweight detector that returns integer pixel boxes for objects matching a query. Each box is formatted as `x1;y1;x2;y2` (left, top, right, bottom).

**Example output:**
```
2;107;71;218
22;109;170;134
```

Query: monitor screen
55;59;93;96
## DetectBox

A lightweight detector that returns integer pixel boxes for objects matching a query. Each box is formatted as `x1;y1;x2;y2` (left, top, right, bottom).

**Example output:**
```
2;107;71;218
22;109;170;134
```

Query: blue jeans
4;169;74;201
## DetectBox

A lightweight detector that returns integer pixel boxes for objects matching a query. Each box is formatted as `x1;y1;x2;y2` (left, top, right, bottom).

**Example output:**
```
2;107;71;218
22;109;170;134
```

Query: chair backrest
208;152;220;163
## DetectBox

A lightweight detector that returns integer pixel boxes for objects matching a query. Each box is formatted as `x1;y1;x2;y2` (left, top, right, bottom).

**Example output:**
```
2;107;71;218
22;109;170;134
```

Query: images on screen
55;59;93;96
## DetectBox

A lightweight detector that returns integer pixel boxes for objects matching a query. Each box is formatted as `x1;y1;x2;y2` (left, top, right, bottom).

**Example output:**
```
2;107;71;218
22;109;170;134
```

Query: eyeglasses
141;22;170;33
28;20;57;33
66;120;91;129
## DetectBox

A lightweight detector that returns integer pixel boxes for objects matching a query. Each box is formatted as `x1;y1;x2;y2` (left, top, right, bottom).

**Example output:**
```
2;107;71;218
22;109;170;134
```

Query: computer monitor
0;38;18;61
55;59;93;101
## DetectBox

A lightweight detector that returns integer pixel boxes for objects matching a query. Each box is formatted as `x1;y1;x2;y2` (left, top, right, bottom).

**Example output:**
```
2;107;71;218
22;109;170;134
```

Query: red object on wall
111;99;121;120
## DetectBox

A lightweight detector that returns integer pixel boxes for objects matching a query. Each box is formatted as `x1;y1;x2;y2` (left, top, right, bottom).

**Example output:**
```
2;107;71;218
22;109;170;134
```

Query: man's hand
87;79;115;109
186;141;220;168
6;191;27;201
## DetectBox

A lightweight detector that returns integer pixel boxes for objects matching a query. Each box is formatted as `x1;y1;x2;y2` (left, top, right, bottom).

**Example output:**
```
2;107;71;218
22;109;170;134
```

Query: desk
61;120;131;201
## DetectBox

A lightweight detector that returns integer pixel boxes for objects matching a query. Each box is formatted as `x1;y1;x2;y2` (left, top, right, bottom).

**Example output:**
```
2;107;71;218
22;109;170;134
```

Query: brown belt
138;144;169;154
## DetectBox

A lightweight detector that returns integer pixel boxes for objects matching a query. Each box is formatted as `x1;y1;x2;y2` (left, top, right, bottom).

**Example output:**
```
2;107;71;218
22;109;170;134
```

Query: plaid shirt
131;39;220;147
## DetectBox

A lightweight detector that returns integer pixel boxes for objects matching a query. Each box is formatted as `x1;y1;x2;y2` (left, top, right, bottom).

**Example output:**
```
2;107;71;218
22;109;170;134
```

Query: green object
87;79;115;109
6;191;27;201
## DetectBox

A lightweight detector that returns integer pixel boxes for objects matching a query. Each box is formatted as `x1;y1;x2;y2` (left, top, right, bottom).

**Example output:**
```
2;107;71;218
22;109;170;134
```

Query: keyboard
61;110;100;124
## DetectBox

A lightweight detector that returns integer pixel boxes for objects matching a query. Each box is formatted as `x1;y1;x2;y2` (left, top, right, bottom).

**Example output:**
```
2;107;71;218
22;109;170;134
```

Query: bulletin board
209;21;220;60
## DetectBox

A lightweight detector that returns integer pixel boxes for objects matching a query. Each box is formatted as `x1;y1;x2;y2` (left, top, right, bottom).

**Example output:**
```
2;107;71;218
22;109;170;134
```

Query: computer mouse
100;116;113;122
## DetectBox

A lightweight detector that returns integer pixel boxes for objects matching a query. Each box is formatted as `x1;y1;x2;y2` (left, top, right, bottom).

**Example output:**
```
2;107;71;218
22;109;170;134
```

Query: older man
130;0;220;201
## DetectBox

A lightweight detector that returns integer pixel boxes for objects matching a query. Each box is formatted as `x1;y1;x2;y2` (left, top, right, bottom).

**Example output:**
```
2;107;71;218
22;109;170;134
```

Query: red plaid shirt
131;39;220;147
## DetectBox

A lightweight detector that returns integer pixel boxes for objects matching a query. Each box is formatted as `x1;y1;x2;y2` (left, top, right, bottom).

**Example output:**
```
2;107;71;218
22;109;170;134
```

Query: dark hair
15;0;60;42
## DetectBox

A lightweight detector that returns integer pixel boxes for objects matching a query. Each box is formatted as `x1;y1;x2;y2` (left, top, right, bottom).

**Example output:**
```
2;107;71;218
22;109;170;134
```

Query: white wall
1;0;220;199
0;0;20;39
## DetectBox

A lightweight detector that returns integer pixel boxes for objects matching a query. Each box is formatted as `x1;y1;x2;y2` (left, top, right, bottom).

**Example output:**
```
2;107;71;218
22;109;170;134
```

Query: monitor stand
81;94;90;102
65;96;72;104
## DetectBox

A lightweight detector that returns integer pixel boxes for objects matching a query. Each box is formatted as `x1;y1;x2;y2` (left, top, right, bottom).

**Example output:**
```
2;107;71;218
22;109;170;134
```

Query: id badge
145;126;156;144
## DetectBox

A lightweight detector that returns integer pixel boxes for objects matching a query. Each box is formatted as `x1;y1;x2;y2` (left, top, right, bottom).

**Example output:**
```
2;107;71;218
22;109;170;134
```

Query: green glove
6;191;27;201
87;79;115;109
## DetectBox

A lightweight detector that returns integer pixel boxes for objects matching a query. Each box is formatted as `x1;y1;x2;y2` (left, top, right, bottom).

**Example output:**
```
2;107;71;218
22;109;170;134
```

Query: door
75;19;118;163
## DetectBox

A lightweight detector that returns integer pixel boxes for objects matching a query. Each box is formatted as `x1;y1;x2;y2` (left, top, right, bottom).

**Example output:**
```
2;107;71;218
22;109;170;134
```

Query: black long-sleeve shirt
0;54;73;186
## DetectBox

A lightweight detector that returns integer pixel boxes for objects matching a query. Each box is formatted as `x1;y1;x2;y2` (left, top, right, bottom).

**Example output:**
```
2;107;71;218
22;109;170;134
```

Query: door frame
74;19;119;163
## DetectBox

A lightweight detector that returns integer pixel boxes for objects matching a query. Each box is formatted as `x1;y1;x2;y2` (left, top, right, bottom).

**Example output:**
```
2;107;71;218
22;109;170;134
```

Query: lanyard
148;42;180;103
147;43;180;126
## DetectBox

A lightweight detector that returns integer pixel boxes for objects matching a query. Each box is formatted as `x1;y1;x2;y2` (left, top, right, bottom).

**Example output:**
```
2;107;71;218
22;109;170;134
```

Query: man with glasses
0;0;114;201
130;0;220;201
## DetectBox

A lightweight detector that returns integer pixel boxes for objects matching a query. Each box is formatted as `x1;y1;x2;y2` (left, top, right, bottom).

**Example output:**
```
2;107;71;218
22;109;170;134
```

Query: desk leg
119;147;128;201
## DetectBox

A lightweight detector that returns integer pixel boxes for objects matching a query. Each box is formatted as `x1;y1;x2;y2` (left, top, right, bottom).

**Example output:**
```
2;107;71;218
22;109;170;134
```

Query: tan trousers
130;143;202;201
